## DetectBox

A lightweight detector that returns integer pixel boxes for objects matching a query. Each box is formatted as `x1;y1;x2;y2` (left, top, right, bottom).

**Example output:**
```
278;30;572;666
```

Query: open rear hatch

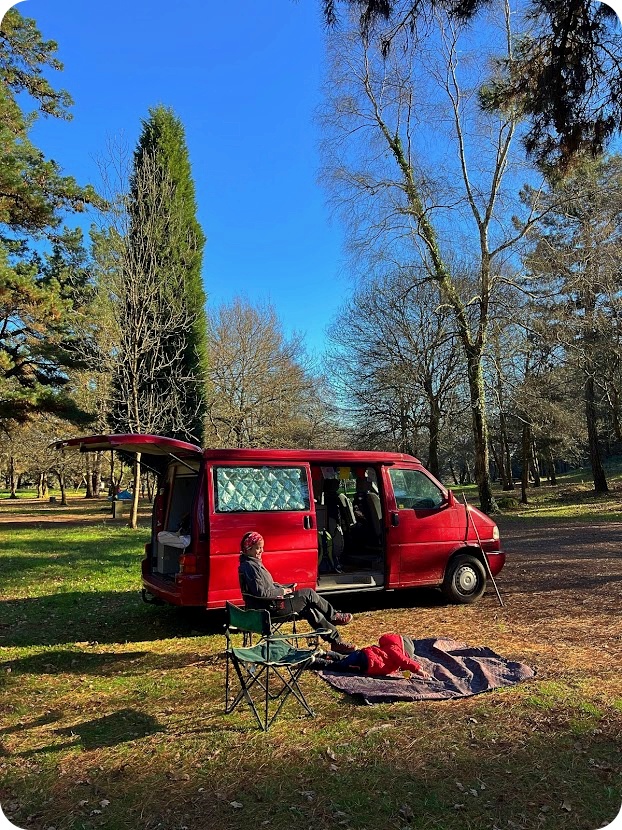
54;434;205;592
53;433;202;462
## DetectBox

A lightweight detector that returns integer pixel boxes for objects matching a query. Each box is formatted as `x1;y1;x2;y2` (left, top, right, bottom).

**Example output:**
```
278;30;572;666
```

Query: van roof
201;448;420;465
53;434;421;466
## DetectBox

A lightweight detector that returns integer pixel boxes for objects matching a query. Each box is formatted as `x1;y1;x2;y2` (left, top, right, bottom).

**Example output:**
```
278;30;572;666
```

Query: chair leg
264;663;315;729
227;657;270;731
226;656;317;731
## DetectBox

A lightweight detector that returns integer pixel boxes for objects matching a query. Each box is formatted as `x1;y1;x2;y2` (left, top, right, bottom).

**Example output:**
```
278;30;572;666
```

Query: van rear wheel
442;554;486;604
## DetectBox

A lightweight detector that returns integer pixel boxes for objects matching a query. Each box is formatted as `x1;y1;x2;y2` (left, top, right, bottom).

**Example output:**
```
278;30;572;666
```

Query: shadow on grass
0;647;225;676
3;709;164;756
0;711;64;735
0;550;142;581
334;586;446;615
0;591;226;648
7;722;617;830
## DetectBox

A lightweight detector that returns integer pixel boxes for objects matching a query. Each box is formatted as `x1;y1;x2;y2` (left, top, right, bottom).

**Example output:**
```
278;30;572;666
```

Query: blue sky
20;0;345;355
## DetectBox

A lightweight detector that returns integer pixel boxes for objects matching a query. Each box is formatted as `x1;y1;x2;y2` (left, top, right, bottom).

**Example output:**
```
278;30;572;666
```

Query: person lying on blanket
312;633;431;679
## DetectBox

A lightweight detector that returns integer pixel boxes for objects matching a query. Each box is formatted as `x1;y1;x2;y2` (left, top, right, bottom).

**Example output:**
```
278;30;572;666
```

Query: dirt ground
498;519;622;614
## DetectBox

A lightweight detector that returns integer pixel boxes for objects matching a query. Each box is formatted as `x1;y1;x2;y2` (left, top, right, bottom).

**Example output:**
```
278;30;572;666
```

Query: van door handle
390;511;400;527
303;515;313;529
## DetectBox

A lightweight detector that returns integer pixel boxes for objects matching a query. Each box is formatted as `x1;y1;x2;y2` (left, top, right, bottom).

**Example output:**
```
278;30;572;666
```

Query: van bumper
141;571;205;607
483;549;505;576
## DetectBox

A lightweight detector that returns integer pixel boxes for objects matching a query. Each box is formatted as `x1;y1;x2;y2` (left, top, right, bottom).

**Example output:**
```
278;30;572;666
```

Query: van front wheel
442;554;486;604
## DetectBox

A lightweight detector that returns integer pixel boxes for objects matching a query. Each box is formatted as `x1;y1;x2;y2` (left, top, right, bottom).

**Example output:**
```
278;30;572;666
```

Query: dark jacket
238;554;284;600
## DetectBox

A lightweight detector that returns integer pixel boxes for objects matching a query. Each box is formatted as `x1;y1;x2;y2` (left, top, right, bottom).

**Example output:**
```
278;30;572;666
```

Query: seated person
312;633;431;678
238;531;356;655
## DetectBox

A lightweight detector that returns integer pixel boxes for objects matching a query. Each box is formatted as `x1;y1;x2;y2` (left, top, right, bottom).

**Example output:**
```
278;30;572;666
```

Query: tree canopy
0;9;97;428
323;0;622;172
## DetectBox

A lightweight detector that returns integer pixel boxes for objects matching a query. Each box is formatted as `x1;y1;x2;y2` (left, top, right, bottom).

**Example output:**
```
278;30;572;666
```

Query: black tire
442;554;487;604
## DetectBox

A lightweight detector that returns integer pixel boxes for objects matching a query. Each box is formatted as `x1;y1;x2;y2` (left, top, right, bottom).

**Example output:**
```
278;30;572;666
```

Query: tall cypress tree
117;105;208;445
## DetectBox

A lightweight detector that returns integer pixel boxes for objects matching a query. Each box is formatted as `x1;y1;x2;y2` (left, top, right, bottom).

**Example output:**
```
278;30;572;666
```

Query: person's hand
416;669;432;680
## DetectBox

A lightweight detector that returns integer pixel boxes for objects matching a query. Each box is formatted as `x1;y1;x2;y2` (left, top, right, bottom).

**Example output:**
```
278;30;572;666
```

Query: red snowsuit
359;633;422;676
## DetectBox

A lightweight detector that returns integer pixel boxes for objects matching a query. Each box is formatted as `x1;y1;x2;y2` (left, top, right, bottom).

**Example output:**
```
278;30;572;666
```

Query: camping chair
238;568;300;644
224;602;321;731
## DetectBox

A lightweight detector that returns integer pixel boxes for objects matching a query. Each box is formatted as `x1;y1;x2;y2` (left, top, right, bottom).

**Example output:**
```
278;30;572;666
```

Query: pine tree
0;9;97;428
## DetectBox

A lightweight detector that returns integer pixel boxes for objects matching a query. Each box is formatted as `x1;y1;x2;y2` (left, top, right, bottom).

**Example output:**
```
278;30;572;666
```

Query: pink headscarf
241;531;263;552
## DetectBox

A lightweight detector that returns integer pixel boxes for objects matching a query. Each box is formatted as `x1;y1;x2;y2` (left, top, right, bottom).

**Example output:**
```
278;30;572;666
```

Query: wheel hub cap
457;567;476;592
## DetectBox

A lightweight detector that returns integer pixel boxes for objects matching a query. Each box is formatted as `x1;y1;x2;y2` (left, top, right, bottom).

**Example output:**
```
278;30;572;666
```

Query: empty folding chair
224;602;321;731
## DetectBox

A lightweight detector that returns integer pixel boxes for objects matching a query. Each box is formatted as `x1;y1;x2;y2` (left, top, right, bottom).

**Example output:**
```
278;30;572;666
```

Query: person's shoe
333;612;353;625
309;656;333;670
331;640;356;655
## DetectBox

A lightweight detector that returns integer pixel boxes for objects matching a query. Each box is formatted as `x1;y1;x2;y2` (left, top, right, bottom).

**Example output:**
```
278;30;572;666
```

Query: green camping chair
224;602;321;731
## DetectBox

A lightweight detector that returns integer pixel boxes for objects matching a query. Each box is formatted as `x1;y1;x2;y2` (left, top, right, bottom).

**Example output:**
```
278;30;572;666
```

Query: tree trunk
92;450;103;498
490;441;504;488
585;375;608;493
547;446;557;486
85;453;94;498
520;423;530;505
129;452;141;530
146;472;155;502
448;461;459;486
9;456;18;498
37;471;44;499
531;441;541;487
57;471;67;506
610;387;622;443
500;413;515;490
466;350;497;514
495;418;510;490
427;400;441;479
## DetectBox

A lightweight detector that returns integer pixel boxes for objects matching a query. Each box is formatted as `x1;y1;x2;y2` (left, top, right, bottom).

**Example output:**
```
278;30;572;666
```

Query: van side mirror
446;490;456;507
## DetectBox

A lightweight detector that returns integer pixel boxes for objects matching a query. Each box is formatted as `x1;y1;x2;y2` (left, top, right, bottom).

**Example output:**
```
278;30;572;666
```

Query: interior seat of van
323;478;355;533
353;477;382;543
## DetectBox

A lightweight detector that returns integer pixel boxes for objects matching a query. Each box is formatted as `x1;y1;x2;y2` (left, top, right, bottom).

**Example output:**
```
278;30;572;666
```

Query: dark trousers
283;588;340;643
334;649;368;672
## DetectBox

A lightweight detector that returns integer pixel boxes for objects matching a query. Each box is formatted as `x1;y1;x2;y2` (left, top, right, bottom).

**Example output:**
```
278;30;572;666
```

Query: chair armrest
268;628;331;644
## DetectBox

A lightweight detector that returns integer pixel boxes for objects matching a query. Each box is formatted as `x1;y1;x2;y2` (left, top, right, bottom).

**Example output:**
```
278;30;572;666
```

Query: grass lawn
0;483;621;830
453;458;622;523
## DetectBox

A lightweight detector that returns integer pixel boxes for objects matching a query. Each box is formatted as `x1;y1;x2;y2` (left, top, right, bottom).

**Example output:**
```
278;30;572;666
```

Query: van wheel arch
442;550;487;604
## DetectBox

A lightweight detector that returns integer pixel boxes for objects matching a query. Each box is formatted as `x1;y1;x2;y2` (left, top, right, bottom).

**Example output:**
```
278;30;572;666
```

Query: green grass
451;458;622;522
0;494;621;829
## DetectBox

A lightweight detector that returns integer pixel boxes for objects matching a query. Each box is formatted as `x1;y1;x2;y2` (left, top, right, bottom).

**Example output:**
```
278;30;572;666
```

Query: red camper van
55;435;505;609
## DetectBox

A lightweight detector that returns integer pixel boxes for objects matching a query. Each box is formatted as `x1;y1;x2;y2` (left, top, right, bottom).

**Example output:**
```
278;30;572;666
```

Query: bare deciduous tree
326;269;465;476
205;298;339;449
321;0;551;511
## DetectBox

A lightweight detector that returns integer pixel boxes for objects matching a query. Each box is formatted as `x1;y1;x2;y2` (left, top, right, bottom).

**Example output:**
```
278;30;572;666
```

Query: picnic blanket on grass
318;638;535;704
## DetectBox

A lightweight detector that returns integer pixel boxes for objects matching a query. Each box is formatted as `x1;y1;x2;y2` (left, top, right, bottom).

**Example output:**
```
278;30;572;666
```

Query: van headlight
492;525;500;541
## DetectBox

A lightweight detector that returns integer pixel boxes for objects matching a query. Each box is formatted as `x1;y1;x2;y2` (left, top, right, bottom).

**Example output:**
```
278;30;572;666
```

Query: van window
214;466;310;513
389;468;443;509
